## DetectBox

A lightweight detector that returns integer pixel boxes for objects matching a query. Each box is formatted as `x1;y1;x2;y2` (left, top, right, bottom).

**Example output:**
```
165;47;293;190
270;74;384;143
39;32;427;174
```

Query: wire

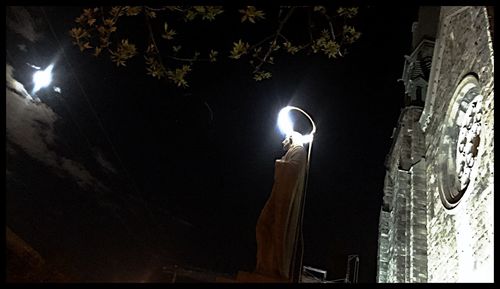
39;7;167;248
57;93;94;153
40;7;142;200
40;7;174;254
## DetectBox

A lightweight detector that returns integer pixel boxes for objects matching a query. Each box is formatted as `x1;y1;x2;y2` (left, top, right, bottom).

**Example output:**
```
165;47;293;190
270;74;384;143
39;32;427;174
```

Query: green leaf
229;39;250;59
126;6;142;16
172;45;182;53
185;9;197;21
252;47;262;57
239;6;265;23
253;70;272;81
270;40;280;51
146;43;156;53
109;39;137;66
146;59;166;79
83;8;94;17
194;6;205;13
323;40;340;58
75;15;85;24
338;7;358;18
110;6;125;18
69;27;86;39
343;25;361;44
313;6;326;13
209;49;218;62
167;65;192;87
162;22;176;40
202;6;224;21
146;10;156;18
283;41;299;54
104;18;115;26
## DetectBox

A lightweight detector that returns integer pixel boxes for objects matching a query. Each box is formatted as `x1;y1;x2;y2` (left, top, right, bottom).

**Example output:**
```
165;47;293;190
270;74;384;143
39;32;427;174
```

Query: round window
438;75;483;210
455;94;482;193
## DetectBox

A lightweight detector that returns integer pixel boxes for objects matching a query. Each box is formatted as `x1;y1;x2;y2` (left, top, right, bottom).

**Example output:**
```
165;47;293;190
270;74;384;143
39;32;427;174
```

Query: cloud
60;158;106;190
6;7;41;42
6;64;108;191
6;64;33;101
18;44;27;52
94;148;118;174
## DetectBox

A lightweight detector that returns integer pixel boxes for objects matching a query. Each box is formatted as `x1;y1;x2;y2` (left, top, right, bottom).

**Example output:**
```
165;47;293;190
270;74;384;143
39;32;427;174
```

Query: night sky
6;6;418;282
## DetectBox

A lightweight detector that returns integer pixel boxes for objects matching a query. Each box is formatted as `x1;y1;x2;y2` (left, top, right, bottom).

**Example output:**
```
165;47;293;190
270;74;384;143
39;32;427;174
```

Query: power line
40;7;142;199
39;7;171;255
56;92;94;153
39;8;184;262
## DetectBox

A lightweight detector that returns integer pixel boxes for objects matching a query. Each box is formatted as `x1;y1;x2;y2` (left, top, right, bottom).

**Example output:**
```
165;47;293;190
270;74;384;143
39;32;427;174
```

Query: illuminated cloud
94;148;118;174
7;65;33;101
6;64;109;191
6;7;41;42
18;44;27;52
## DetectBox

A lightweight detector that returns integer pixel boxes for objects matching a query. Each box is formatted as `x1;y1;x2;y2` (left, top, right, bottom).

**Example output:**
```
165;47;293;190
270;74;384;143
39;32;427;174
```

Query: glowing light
33;64;53;93
288;131;313;145
277;106;315;144
301;133;313;144
278;106;294;136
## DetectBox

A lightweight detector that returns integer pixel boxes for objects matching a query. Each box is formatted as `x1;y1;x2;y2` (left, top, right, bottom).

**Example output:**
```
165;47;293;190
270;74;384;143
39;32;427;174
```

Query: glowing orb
277;106;294;136
277;106;314;144
33;64;53;93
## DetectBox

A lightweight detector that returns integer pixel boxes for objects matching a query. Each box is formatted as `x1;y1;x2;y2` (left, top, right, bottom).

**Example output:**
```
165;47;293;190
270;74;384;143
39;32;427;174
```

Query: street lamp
277;105;316;282
277;106;316;143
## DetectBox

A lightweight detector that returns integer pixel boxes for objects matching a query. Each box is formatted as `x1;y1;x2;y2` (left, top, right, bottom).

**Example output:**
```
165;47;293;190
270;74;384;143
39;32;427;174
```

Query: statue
255;131;307;280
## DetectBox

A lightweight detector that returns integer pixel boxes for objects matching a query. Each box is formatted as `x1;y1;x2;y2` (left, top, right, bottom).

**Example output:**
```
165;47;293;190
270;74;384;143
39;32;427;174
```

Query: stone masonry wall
377;107;427;282
421;6;494;282
376;210;390;282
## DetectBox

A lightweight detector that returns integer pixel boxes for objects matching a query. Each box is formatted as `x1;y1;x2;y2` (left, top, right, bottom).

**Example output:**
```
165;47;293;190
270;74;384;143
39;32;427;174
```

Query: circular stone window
438;75;483;210
456;94;482;193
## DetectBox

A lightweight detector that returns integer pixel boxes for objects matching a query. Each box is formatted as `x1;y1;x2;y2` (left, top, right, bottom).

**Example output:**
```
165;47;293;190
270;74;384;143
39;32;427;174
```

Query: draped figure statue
255;131;307;280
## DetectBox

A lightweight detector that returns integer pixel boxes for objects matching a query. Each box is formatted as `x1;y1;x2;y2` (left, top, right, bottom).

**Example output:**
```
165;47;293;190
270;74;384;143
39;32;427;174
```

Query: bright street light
277;105;316;283
277;106;316;144
32;64;54;93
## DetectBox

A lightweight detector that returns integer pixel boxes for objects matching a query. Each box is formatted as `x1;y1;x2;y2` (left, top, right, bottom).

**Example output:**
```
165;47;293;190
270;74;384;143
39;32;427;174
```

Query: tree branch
165;55;210;62
144;11;169;75
145;6;169;12
248;34;276;52
307;8;314;42
277;33;290;43
253;7;296;73
328;19;336;41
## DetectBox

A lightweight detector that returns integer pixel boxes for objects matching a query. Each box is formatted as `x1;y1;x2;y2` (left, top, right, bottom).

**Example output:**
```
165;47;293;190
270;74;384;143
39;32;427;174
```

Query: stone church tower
377;6;494;283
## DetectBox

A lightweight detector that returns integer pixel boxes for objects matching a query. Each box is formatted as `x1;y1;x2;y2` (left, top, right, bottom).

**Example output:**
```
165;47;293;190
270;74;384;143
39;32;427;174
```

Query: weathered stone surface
377;105;428;282
422;6;494;283
378;6;494;283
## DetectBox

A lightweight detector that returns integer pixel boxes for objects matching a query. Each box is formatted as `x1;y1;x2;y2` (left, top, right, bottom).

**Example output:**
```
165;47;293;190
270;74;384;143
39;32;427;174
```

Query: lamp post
277;106;316;283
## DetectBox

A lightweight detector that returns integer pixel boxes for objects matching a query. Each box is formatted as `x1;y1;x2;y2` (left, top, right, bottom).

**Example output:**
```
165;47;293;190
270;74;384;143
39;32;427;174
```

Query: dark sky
6;5;418;282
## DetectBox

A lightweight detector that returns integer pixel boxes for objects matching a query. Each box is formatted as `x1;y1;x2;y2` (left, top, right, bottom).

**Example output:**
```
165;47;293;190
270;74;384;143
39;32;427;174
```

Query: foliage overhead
70;6;361;88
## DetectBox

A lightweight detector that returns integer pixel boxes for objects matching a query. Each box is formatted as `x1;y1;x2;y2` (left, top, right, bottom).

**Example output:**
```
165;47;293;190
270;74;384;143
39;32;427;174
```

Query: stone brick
377;6;493;283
